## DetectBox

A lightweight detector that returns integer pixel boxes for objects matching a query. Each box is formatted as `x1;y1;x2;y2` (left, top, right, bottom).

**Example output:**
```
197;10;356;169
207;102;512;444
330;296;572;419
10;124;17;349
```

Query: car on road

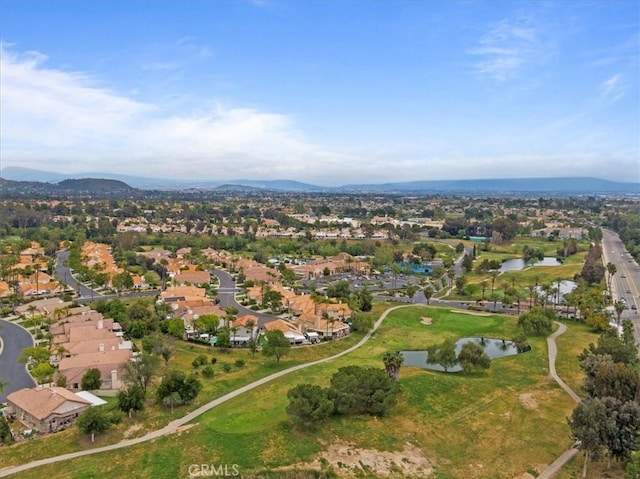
622;274;627;278
628;290;633;294
632;305;638;311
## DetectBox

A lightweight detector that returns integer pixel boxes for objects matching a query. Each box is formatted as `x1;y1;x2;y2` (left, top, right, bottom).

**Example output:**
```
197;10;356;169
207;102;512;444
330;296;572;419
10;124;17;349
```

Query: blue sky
1;0;638;185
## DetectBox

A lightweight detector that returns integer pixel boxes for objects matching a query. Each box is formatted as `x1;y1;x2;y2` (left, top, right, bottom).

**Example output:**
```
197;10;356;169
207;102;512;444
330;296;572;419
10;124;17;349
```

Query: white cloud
469;17;554;82
0;44;353;184
601;74;625;103
1;44;635;185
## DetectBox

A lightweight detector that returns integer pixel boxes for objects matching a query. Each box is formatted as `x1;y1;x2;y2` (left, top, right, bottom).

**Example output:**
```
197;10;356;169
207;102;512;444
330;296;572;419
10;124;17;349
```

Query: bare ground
291;441;433;478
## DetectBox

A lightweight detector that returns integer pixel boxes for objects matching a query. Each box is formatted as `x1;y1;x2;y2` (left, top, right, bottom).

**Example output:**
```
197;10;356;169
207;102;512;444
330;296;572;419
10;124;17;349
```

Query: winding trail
536;322;581;479
1;313;583;478
0;305;408;477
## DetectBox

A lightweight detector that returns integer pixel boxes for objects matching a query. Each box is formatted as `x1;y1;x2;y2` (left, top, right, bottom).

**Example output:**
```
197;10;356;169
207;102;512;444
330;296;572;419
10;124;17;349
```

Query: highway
602;229;640;337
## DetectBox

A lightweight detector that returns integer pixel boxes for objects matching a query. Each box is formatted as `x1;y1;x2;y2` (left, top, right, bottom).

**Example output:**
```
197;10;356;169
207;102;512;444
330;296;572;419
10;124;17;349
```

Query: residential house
6;387;91;433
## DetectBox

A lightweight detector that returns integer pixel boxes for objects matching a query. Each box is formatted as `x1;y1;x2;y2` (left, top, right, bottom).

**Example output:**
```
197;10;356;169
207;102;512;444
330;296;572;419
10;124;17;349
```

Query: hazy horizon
1;1;638;185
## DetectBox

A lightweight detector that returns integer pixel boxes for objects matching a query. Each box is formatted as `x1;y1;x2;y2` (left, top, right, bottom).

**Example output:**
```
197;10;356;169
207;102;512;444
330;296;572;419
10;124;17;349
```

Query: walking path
0;305;407;477
536;322;581;479
1;314;583;478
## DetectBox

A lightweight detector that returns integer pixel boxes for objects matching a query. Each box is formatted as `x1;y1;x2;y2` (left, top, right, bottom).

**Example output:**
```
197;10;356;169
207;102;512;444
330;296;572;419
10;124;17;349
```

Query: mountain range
1;166;638;194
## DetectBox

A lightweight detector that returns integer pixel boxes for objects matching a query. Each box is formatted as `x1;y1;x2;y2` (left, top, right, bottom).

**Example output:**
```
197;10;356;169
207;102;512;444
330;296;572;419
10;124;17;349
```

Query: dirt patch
519;393;538;410
123;424;143;439
420;317;432;325
294;441;433;477
174;423;198;435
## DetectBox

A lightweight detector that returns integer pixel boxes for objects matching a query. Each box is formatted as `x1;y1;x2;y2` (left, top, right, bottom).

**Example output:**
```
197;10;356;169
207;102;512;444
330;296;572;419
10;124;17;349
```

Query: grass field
1;305;603;479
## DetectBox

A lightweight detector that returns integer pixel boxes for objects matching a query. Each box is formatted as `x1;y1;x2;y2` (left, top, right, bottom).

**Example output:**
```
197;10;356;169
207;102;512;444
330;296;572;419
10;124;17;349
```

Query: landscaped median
1;305;600;479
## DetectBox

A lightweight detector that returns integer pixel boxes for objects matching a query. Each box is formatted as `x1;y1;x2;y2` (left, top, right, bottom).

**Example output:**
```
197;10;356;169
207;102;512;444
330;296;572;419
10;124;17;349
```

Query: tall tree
426;339;458;372
382;351;404;382
457;342;491;373
262;329;291;364
286;384;334;429
606;262;617;303
81;368;103;391
76;406;113;443
117;384;146;418
569;398;609;479
124;351;159;393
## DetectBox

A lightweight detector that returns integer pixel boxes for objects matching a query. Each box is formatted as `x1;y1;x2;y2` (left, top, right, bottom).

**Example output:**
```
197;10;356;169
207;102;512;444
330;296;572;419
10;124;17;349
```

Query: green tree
112;271;134;291
457;342;491;373
164;318;185;339
216;328;232;348
350;312;374;333
382;351;404;382
569;398;609;479
193;314;220;334
117;384;146;418
124;351;159;394
328;366;398;416
81;368;103;390
582;354;639;402
262;329;291;364
286;384;334;429
601;397;640;465
517;307;554;336
31;362;55;385
156;370;202;407
426;338;458;372
77;406;112;443
19;346;50;366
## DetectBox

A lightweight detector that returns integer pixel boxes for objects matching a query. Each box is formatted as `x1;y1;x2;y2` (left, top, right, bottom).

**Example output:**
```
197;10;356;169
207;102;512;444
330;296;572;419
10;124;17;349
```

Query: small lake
401;337;522;373
499;257;561;272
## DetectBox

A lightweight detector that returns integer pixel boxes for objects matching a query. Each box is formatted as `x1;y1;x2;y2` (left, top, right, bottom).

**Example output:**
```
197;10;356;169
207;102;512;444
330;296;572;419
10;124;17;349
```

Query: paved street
601;229;640;342
212;269;280;327
54;250;104;300
0;319;36;403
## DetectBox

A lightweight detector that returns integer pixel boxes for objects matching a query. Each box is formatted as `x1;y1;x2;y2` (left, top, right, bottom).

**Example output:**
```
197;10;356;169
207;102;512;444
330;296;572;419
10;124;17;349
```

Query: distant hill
1;167;638;195
57;178;134;193
339;177;639;194
0;177;137;197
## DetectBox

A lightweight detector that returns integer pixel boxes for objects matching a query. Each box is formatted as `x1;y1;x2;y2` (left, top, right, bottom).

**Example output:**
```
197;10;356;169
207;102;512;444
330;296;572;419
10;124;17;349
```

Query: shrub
210;356;217;365
234;359;245;368
222;363;232;373
202;366;215;378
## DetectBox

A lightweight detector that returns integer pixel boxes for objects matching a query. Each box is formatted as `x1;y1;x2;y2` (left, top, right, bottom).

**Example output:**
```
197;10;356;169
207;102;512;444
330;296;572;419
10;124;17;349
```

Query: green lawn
2;305;596;479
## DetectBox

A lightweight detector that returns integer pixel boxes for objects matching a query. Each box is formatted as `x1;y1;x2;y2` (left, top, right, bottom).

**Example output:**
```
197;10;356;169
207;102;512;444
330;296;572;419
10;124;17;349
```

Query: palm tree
606;262;617;303
383;351;404;381
424;286;433;305
614;300;625;327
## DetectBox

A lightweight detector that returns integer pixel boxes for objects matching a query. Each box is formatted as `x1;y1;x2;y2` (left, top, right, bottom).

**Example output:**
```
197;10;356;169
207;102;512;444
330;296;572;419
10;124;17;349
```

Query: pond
499;257;561;272
401;337;523;373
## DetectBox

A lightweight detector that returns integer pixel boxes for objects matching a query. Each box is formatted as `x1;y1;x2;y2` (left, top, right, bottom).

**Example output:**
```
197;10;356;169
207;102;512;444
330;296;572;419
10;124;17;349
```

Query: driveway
0;319;36;403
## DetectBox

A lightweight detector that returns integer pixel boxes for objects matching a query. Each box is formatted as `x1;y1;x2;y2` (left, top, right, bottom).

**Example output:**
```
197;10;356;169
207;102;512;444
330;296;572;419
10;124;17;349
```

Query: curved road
213;269;281;327
1;312;582;478
0;319;36;403
54;250;104;300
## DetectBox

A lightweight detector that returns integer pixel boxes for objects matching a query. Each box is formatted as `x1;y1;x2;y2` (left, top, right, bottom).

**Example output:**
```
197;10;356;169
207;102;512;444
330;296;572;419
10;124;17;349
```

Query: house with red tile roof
7;387;92;433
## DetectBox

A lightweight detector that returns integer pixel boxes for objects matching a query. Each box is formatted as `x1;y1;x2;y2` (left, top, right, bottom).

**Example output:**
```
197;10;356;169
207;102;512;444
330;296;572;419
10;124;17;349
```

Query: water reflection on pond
499;257;561;272
401;337;523;373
